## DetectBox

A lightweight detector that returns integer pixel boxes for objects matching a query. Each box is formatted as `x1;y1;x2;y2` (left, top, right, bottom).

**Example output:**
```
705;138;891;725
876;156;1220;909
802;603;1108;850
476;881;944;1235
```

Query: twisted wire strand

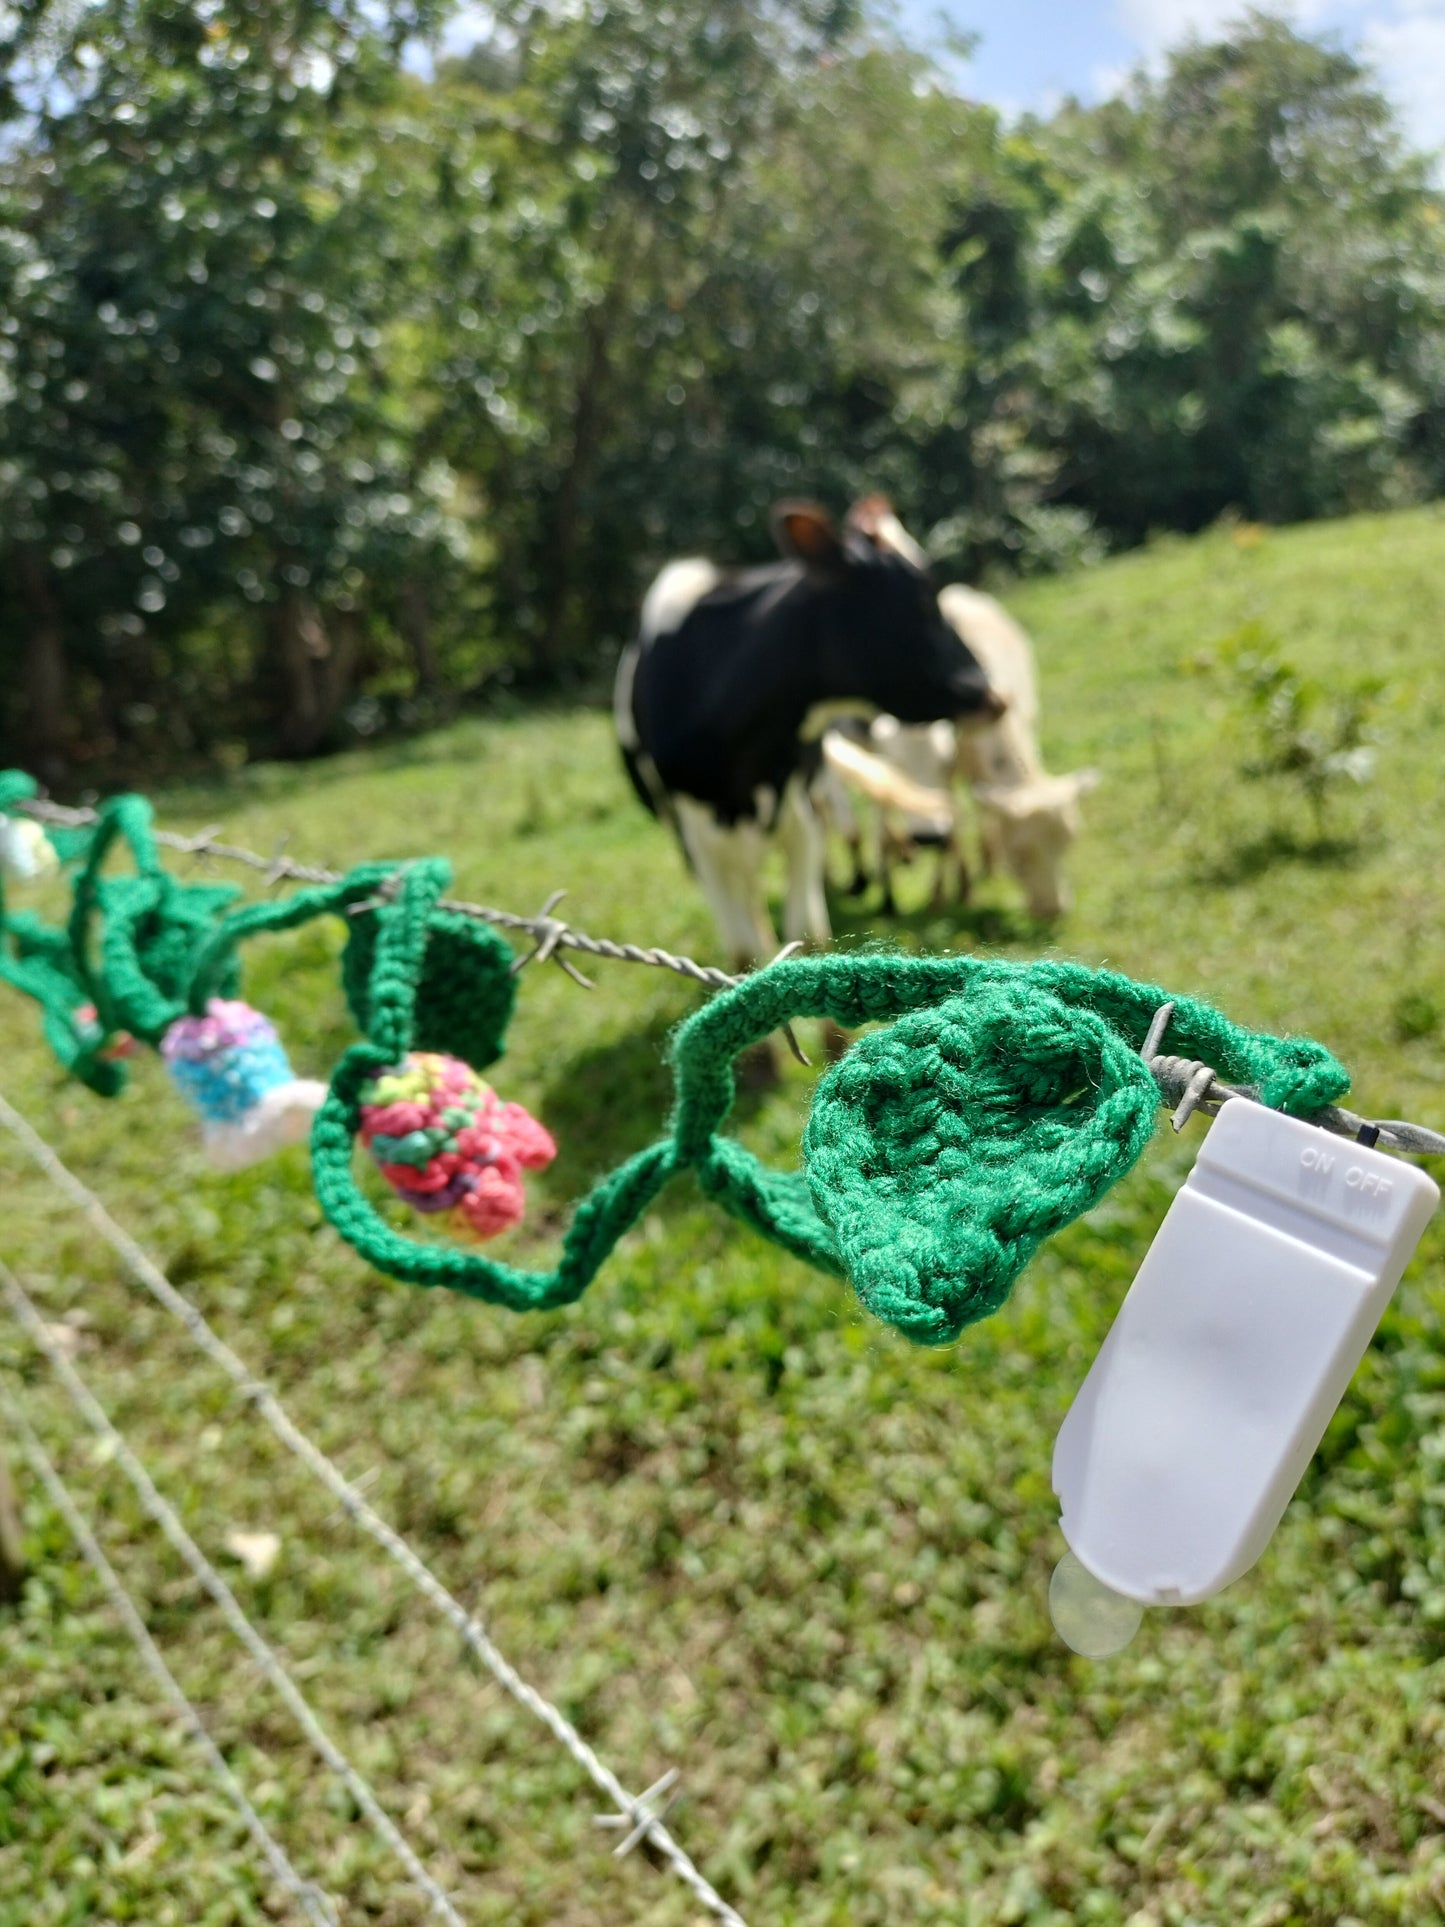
0;1258;468;1927
0;1088;748;1927
15;798;743;994
1140;1003;1445;1154
0;1384;341;1927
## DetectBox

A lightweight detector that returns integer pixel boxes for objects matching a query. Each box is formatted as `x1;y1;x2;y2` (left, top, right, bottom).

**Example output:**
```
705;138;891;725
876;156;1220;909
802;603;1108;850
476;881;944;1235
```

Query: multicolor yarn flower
359;1051;557;1242
161;998;327;1171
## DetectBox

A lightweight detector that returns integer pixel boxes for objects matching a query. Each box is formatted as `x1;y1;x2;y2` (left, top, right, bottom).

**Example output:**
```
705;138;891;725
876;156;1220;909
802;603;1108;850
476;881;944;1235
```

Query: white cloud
1362;4;1445;155
1112;0;1256;54
1111;0;1350;56
1109;0;1445;158
1091;60;1135;98
440;3;500;58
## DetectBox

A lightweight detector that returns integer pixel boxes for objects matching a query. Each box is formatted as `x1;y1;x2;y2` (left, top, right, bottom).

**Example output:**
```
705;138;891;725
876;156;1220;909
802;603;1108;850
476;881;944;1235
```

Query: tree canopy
1;3;1441;772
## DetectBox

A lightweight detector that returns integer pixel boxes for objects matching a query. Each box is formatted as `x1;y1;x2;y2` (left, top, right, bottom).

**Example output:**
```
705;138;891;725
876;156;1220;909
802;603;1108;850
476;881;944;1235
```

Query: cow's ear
772;500;847;575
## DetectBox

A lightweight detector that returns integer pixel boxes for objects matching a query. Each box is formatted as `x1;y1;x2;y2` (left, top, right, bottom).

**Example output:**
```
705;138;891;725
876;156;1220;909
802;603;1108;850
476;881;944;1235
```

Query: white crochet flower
0;814;58;881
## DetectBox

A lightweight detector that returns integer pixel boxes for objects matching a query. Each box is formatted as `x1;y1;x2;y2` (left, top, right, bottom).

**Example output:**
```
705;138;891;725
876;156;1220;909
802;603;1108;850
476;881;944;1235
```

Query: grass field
3;505;1445;1927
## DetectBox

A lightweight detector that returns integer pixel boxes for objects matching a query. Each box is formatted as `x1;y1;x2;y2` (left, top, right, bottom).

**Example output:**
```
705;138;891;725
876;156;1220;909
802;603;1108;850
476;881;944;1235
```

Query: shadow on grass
538;1005;774;1183
827;887;1056;954
1192;826;1371;887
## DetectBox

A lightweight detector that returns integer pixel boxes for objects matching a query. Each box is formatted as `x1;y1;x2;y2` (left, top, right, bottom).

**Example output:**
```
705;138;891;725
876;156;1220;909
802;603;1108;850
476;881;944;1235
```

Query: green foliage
0;0;457;766
928;16;1445;573
1202;620;1385;837
2;5;1444;767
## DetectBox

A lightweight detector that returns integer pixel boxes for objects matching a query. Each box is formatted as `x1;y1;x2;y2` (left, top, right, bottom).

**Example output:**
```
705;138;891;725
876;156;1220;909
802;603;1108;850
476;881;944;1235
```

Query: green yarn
0;783;521;1104
342;892;515;1072
0;909;127;1096
311;859;678;1309
804;982;1160;1342
673;950;1348;1338
0;775;127;1095
62;795;242;1046
0;774;39;817
0;770;1357;1345
315;919;1350;1337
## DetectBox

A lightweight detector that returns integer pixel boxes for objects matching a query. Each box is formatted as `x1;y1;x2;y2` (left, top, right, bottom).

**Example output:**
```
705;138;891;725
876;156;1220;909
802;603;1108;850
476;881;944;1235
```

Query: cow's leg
979;805;1005;879
673;795;777;969
930;823;971;911
779;781;851;1062
952;826;973;905
778;779;831;949
843;833;869;897
928;844;949;913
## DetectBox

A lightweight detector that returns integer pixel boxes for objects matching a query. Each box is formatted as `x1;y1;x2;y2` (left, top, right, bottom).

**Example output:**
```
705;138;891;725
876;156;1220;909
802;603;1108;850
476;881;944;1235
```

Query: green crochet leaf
802;982;1160;1344
342;901;516;1072
94;873;242;1043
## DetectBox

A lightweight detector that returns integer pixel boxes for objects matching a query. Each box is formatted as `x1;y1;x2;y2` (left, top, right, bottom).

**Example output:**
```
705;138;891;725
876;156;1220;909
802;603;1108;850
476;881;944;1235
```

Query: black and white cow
614;497;1001;966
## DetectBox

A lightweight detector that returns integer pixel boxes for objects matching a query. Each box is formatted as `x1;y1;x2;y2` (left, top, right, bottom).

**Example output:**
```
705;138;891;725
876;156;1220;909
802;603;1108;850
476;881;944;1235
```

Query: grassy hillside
3;504;1445;1926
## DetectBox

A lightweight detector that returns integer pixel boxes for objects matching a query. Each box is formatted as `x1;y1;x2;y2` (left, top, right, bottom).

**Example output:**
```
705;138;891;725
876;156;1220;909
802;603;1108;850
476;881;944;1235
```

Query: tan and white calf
821;584;1098;919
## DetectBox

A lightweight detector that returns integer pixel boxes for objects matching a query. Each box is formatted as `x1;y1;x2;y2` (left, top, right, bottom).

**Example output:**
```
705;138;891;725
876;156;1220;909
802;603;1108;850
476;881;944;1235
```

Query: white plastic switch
1053;1100;1439;1608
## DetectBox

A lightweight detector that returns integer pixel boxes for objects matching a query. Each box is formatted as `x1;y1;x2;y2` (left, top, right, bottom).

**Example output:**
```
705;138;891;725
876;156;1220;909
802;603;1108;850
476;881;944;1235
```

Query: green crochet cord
0;774;1353;1344
312;860;1350;1340
0;772;129;1095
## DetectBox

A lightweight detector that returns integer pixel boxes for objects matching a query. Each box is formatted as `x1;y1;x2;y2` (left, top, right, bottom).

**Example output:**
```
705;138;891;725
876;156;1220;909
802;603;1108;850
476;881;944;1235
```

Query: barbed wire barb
1140;1003;1445;1154
508;890;596;988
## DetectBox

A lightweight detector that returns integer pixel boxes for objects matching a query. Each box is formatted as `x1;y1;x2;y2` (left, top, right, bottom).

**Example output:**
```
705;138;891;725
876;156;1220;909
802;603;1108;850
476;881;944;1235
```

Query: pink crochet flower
358;1051;557;1243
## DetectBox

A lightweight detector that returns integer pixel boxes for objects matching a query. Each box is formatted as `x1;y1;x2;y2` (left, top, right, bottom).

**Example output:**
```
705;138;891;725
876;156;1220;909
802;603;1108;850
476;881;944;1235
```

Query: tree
412;1;996;679
0;0;449;763
3;6;1443;766
929;14;1445;567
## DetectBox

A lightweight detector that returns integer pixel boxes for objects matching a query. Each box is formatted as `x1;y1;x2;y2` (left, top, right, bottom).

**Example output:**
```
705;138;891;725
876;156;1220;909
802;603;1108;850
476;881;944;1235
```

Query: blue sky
432;4;1445;157
896;1;1445;153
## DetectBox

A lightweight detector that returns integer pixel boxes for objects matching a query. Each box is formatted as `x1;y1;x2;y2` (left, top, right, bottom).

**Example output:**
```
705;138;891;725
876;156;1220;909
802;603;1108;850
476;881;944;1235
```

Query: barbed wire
0;1257;469;1927
2;795;1440;1920
1140;1001;1445;1156
0;1382;341;1927
15;796;743;994
20;795;1445;1129
0;1088;749;1927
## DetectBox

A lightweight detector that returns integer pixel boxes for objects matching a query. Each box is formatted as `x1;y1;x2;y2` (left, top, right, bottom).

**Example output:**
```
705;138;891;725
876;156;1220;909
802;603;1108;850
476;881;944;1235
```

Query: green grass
4;503;1445;1926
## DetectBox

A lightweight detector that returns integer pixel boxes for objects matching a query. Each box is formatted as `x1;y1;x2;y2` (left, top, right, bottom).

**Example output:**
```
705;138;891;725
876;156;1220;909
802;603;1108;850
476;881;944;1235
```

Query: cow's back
938;586;1038;734
939;585;1044;791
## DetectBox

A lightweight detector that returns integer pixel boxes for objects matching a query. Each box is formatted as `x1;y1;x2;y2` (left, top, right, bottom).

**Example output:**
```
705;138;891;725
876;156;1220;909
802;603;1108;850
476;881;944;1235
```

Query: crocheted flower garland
0;776;1366;1341
359;1052;556;1241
